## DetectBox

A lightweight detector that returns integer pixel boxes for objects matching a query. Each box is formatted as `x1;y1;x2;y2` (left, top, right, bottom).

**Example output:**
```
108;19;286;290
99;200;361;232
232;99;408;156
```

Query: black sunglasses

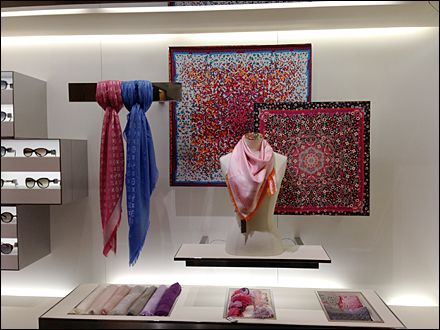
25;177;60;189
1;242;18;254
23;148;56;157
1;212;17;223
1;179;18;188
1;111;12;122
1;146;16;157
0;80;13;90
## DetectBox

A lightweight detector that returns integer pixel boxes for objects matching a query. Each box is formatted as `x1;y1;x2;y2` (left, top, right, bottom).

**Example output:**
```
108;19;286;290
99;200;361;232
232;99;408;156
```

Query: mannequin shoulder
220;153;232;175
220;153;232;164
273;152;287;164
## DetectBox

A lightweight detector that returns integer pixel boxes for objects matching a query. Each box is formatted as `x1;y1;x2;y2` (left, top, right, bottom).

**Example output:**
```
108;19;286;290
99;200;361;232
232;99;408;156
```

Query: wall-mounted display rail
1;205;50;270
68;82;181;102
1;71;47;138
1;139;88;205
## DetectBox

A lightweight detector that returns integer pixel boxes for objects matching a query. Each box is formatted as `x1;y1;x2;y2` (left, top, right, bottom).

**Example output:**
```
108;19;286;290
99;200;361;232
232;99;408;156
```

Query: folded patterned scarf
109;285;147;315
226;134;276;222
87;284;118;315
127;286;157;316
72;285;107;315
139;285;167;316
153;282;182;316
101;285;131;315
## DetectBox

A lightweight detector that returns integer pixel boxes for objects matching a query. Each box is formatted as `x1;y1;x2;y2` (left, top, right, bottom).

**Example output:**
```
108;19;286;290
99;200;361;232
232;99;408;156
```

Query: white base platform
174;244;331;269
38;284;405;329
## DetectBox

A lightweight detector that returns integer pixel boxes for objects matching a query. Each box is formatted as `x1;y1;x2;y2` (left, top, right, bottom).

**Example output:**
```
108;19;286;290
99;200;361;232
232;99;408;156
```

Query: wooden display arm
68;82;181;102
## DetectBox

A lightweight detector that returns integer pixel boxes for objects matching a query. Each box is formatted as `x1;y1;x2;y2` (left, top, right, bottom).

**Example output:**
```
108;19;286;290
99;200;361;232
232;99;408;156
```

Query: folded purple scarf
139;285;167;316
154;282;182;316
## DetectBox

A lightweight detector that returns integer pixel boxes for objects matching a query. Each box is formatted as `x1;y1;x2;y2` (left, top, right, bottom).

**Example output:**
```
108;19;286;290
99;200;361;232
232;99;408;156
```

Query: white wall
1;27;438;306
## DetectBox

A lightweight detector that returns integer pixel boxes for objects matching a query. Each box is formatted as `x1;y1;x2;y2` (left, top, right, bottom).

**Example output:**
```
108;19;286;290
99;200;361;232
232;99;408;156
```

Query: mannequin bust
220;133;287;256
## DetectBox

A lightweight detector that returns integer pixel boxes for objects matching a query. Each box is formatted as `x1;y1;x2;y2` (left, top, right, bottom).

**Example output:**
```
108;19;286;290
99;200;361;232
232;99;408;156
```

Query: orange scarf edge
226;168;276;222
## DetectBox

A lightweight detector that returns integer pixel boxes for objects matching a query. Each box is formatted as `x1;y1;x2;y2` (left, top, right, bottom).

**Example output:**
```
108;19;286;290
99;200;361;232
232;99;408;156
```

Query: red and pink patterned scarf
226;135;276;222
96;80;124;256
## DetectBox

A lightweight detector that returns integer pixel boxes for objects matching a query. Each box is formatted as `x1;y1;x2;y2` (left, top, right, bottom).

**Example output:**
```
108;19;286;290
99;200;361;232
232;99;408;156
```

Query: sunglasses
23;148;56;157
1;179;18;188
1;212;17;223
1;242;18;254
1;146;16;157
25;177;60;189
1;80;13;90
1;111;12;122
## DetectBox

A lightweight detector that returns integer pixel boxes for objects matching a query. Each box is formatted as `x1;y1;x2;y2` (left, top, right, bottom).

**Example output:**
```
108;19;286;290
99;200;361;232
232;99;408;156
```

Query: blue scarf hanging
122;80;159;266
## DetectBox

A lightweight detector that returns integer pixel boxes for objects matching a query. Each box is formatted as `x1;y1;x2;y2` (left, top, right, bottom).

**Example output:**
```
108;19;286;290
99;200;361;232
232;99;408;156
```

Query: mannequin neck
244;132;263;152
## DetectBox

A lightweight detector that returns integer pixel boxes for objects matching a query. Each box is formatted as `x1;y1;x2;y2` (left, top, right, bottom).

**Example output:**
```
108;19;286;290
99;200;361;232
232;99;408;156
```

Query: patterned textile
226;135;276;222
339;295;364;310
96;80;124;256
317;291;375;322
255;102;370;215
326;306;372;321
122;81;159;266
169;45;312;186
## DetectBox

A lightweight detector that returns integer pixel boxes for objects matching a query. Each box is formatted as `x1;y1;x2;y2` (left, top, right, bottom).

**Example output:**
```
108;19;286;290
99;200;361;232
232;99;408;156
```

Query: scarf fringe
226;168;276;222
103;229;117;256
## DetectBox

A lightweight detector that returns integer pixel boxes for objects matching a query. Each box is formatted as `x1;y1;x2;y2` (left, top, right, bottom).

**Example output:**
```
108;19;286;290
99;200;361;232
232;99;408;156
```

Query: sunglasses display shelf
1;139;88;205
1;71;47;139
1;71;89;271
1;205;50;270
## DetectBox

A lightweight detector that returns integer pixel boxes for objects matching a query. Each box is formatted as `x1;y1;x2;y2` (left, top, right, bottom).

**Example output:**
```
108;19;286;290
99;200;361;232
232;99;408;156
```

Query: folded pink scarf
100;285;131;315
226;135;276;221
87;284;118;315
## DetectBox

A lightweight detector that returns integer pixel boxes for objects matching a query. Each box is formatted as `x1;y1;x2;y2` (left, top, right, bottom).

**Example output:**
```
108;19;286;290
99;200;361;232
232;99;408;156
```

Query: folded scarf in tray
154;282;182;316
109;285;147;315
72;285;107;315
101;285;131;315
87;284;119;315
127;286;157;316
139;285;167;316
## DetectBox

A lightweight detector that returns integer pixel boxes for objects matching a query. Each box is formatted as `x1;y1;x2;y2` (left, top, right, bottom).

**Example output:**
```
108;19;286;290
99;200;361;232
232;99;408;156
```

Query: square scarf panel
255;102;370;216
169;44;312;186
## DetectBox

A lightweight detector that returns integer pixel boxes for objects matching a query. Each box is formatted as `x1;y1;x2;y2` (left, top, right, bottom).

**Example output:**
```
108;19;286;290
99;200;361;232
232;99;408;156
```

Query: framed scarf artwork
169;44;312;186
254;102;370;216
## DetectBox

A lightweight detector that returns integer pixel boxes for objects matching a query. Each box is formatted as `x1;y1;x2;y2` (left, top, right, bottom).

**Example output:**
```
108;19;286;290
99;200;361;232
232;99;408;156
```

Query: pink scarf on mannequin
226;135;276;222
96;80;124;256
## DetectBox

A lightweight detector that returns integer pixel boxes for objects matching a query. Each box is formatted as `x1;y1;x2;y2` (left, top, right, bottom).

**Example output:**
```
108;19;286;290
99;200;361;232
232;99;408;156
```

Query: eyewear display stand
1;139;88;205
1;71;89;271
1;205;50;270
1;71;47;138
39;284;405;329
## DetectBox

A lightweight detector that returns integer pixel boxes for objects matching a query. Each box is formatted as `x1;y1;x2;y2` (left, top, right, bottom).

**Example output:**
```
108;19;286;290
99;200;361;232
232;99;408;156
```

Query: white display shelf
1;157;60;171
174;243;331;269
1;188;61;205
0;71;47;138
1;139;88;205
1;205;50;271
1;122;14;137
39;284;405;329
1;222;17;238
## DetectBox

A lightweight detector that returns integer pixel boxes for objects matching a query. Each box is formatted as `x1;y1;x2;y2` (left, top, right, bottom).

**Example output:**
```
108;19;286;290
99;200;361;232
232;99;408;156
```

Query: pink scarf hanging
97;80;124;256
226;135;277;222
